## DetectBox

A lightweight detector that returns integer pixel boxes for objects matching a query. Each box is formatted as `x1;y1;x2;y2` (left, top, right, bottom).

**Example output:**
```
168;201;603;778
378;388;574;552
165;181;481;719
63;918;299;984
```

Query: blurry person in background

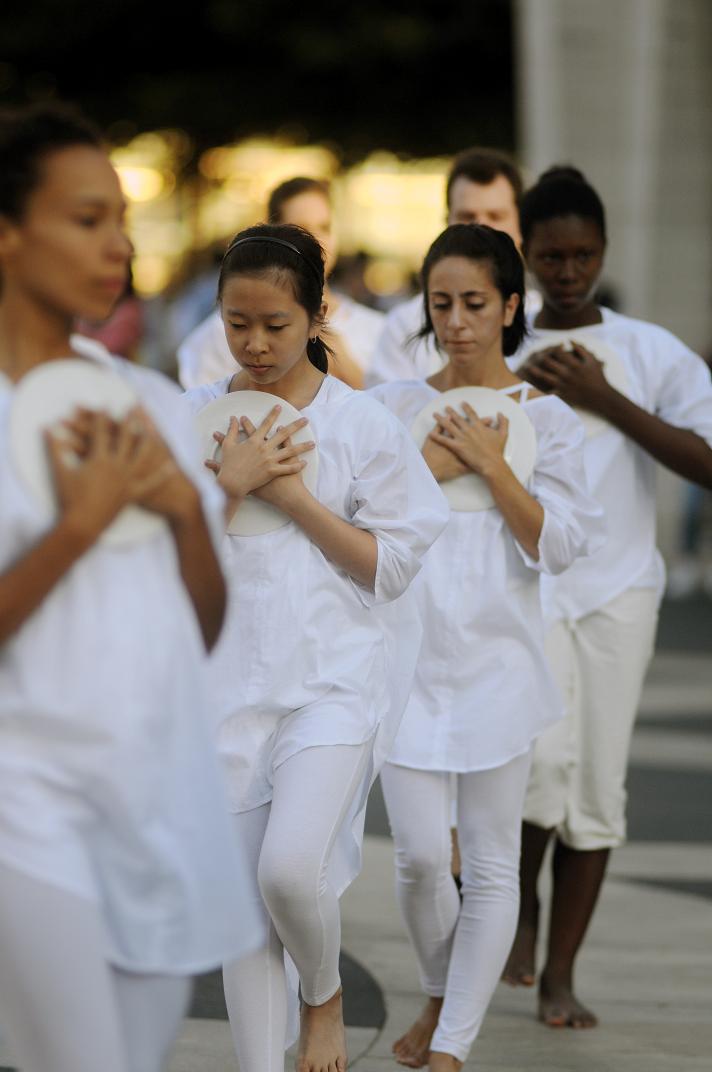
75;265;145;361
169;244;224;347
329;249;380;310
177;177;384;389
368;147;527;386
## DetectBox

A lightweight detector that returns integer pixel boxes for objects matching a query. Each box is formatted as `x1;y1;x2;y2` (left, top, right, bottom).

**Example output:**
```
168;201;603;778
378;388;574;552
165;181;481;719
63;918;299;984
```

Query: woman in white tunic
369;224;602;1072
502;167;712;1028
0;105;254;1072
177;176;384;390
183;222;448;1072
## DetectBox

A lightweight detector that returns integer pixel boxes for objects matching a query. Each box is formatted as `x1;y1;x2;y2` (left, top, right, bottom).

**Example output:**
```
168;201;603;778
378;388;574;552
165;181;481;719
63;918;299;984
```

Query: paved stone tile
342;835;712;1070
167;1022;377;1071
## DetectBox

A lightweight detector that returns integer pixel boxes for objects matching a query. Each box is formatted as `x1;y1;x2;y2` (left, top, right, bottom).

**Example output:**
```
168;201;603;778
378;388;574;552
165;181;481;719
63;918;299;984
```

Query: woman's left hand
429;403;509;481
251;425;311;512
519;342;612;411
62;405;197;523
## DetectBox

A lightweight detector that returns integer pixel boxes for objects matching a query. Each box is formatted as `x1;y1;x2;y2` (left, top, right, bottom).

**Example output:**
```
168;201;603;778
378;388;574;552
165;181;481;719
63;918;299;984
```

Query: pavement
337;599;712;1072
0;598;709;1071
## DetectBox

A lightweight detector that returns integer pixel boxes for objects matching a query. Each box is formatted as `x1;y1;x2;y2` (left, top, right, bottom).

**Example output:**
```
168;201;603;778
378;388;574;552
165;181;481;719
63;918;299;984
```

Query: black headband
224;235;323;288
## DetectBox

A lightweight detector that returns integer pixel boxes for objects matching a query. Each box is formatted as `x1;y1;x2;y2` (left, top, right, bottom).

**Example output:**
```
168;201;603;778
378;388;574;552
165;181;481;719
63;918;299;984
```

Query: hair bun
538;165;587;185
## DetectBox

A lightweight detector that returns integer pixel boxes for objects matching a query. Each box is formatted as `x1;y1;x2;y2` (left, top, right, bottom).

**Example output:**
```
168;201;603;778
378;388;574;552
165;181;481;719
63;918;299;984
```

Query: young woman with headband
0;103;252;1072
369;223;602;1071
503;166;712;1028
177;176;384;390
183;222;448;1072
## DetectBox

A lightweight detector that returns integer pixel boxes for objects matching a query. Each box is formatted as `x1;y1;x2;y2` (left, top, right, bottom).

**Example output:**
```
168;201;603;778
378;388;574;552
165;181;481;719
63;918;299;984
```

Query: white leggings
222;742;371;1072
0;862;191;1072
381;750;532;1063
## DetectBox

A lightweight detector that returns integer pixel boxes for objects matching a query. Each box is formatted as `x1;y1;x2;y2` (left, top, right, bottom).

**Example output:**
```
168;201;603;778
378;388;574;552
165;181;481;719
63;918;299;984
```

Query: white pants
381;750;532;1063
524;587;659;849
0;862;190;1072
222;742;371;1072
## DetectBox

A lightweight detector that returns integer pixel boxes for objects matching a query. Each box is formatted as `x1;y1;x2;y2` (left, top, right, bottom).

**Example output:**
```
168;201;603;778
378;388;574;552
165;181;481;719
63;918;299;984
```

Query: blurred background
2;0;711;588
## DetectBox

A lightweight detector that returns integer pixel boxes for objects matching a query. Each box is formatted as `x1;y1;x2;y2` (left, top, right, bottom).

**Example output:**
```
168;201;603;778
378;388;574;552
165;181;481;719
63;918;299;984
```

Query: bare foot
538;976;598;1028
392;997;443;1068
502;920;537;987
297;988;347;1072
428;1052;463;1072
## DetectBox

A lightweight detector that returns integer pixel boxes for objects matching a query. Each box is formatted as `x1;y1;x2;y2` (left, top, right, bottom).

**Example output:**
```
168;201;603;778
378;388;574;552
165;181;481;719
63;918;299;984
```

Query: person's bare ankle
538;971;598;1029
502;916;538;987
296;988;348;1071
392;996;443;1068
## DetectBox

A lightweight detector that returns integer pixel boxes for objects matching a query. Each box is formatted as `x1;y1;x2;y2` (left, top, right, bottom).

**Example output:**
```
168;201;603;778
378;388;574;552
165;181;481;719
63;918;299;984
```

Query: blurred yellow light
132;255;172;296
364;259;409;296
199;138;337;187
335;154;449;266
116;166;167;203
199;147;232;181
111;128;456;296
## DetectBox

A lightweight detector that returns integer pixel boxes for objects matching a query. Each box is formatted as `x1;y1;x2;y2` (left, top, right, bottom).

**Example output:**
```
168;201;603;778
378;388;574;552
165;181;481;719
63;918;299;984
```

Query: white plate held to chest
410;386;538;512
195;390;319;536
517;332;629;439
10;359;167;545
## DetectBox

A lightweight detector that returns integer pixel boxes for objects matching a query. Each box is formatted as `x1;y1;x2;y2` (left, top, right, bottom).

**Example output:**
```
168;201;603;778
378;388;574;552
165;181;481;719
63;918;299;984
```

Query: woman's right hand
421;433;469;484
45;409;141;540
205;405;315;500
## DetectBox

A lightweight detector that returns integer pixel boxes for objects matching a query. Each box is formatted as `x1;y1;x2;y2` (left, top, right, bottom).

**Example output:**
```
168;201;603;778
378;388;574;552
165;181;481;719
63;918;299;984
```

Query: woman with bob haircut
369;223;603;1070
183;221;448;1072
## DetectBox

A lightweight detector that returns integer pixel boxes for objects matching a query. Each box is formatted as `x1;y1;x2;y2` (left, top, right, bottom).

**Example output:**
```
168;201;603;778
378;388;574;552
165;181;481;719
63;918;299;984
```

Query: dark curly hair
520;166;607;247
0;102;102;221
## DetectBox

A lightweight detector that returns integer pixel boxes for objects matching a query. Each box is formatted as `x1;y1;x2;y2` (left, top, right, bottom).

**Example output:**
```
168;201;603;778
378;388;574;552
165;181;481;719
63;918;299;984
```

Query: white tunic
0;347;257;974
369;380;604;773
177;295;385;389
515;308;712;625
183;374;449;888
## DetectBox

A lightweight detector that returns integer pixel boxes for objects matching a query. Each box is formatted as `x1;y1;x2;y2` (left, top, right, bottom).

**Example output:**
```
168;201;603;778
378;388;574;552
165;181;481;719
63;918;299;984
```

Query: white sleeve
177;313;235;390
516;400;606;576
367;299;427;386
347;402;449;605
651;334;712;449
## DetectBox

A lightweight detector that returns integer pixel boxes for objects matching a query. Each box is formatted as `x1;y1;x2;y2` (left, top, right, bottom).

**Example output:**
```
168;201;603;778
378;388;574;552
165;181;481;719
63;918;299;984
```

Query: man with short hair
367;147;527;385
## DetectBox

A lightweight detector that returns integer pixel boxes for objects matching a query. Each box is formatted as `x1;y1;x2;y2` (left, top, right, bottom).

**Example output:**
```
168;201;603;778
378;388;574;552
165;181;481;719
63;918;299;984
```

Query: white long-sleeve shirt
369;380;604;772
514;308;712;624
184;374;448;892
0;345;256;973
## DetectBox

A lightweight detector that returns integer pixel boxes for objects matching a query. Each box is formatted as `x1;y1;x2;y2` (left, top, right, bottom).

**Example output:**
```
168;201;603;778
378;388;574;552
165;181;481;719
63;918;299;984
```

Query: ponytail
307;336;330;373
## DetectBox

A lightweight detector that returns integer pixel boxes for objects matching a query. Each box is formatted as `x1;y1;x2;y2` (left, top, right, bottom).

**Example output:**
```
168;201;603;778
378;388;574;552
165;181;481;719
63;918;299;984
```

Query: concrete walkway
0;642;709;1072
339;645;712;1071
341;837;712;1071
